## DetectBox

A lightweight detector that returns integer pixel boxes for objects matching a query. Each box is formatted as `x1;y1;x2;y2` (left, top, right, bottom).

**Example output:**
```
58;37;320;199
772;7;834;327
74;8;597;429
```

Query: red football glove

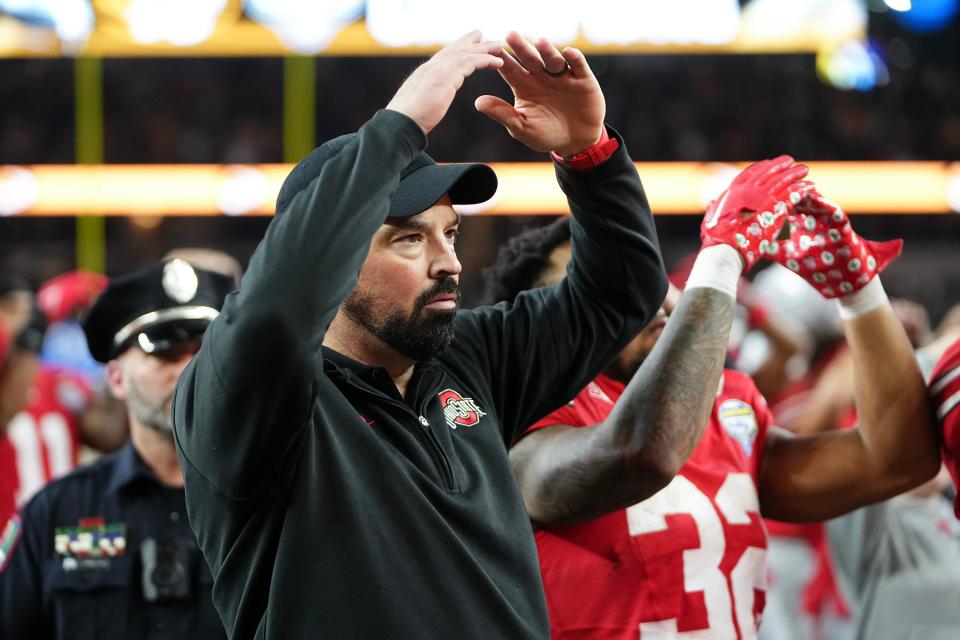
773;187;902;299
701;155;810;270
37;270;108;324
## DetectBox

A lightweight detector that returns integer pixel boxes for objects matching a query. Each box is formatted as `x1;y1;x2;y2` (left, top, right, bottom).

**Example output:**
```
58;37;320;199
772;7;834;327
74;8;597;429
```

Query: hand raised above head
475;32;605;158
772;188;903;299
386;31;504;136
699;155;810;271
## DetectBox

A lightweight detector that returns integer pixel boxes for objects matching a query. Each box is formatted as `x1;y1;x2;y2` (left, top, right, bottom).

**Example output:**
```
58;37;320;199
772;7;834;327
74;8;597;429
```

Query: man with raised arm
488;165;939;639
172;31;666;638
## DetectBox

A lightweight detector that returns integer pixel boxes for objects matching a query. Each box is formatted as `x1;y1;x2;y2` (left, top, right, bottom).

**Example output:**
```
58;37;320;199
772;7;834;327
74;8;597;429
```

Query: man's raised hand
475;32;605;158
386;31;504;136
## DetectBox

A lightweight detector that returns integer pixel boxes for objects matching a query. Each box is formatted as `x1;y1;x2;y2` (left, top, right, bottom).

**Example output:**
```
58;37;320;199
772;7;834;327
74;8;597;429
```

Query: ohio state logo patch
439;389;486;430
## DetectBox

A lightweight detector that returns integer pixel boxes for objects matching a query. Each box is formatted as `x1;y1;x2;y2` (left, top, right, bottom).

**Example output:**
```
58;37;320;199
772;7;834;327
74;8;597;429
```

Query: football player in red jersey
931;335;960;519
1;254;238;524
0;271;124;527
486;159;940;639
0;275;36;527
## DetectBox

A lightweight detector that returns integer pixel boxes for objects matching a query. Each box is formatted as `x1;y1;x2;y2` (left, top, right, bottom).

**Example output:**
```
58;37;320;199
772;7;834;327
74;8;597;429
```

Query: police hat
81;259;235;363
275;132;498;218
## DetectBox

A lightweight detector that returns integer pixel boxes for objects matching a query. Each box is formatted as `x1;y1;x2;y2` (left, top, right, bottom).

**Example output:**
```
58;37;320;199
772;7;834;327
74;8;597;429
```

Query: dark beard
343;277;459;361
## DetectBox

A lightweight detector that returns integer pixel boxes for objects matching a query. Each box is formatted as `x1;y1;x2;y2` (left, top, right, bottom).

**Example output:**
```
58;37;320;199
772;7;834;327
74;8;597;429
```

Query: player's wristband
685;244;742;299
836;276;888;320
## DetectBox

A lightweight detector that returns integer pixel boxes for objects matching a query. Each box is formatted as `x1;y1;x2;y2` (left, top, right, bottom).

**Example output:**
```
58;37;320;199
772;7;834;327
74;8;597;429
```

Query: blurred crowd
3;53;959;165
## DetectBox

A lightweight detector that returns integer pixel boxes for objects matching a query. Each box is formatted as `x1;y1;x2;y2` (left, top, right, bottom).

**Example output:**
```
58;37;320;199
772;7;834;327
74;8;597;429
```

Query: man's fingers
453;30;483;46
754;155;796;188
464;53;505;72
438;32;490;63
767;164;809;194
561;47;591;78
475;95;524;133
465;40;505;56
536;38;567;74
505;31;545;73
494;48;529;80
734;159;771;185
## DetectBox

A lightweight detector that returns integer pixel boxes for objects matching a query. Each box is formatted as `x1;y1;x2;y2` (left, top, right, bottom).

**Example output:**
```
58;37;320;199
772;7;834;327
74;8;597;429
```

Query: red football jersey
931;337;960;519
3;366;90;509
527;370;772;639
0;438;17;528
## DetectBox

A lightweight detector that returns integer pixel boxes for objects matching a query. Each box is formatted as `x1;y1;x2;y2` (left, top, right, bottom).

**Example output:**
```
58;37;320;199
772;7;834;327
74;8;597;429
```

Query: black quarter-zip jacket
172;109;667;639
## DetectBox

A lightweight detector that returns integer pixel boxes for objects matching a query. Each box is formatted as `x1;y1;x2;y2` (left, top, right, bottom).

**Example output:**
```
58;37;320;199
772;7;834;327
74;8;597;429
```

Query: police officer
0;259;234;639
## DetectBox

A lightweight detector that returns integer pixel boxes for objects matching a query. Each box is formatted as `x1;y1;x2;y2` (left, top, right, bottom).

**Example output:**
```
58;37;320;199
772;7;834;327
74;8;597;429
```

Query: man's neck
324;313;417;398
129;421;184;487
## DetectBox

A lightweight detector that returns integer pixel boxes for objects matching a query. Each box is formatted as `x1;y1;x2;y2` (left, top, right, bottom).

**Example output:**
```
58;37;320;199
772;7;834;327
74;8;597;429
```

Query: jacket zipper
416;414;457;492
348;383;457;492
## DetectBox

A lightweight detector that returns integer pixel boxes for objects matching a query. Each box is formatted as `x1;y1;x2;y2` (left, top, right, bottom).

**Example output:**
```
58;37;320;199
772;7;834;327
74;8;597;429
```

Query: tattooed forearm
511;287;736;525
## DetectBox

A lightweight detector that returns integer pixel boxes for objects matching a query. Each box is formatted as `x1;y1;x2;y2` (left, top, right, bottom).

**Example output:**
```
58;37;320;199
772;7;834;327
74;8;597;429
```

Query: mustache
414;277;461;313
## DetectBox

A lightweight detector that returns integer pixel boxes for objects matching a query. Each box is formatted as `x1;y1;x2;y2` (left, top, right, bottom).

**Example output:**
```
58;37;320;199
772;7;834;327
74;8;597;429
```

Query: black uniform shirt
0;442;225;640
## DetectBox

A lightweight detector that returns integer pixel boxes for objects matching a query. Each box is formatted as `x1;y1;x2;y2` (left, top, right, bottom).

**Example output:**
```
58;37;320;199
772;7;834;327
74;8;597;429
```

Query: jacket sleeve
172;110;426;499
452;128;667;445
0;501;50;639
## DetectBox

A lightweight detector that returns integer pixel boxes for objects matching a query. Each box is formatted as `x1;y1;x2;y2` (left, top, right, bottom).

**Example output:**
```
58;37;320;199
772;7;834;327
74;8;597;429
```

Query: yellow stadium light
0;5;865;58
0;162;956;217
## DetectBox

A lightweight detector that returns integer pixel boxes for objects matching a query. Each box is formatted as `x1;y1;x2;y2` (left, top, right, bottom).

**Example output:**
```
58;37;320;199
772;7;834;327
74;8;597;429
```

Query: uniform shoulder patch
717;399;759;455
0;515;22;572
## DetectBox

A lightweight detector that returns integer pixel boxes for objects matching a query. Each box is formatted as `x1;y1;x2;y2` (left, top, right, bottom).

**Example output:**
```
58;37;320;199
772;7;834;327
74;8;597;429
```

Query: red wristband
0;325;9;363
551;127;620;170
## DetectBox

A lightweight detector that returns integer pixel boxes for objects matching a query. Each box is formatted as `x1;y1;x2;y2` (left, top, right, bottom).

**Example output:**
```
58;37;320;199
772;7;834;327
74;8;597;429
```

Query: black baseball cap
275;132;498;218
81;259;235;363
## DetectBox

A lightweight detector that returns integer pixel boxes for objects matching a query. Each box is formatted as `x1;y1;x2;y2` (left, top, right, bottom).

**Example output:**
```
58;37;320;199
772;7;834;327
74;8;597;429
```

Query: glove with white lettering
772;187;902;299
700;155;810;270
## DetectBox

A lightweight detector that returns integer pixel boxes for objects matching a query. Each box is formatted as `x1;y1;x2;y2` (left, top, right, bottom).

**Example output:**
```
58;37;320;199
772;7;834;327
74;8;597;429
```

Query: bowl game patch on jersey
717;399;759;455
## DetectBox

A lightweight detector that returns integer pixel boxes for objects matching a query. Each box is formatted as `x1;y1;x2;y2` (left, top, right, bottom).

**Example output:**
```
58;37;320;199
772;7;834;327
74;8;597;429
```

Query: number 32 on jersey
626;473;766;640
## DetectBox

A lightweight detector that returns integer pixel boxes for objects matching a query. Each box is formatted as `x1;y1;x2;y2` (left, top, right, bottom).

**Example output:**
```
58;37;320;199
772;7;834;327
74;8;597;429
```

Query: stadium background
0;0;958;319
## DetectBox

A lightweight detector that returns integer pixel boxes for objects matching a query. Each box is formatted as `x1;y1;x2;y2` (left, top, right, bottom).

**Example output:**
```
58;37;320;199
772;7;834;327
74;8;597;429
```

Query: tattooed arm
510;286;736;525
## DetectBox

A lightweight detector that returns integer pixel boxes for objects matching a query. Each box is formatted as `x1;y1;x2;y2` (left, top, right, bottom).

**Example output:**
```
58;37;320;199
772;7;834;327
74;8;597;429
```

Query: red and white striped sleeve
930;337;960;519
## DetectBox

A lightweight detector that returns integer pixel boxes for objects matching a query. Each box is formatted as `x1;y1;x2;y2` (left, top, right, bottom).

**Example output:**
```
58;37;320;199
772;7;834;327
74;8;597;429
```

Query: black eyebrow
385;210;461;233
387;217;429;232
